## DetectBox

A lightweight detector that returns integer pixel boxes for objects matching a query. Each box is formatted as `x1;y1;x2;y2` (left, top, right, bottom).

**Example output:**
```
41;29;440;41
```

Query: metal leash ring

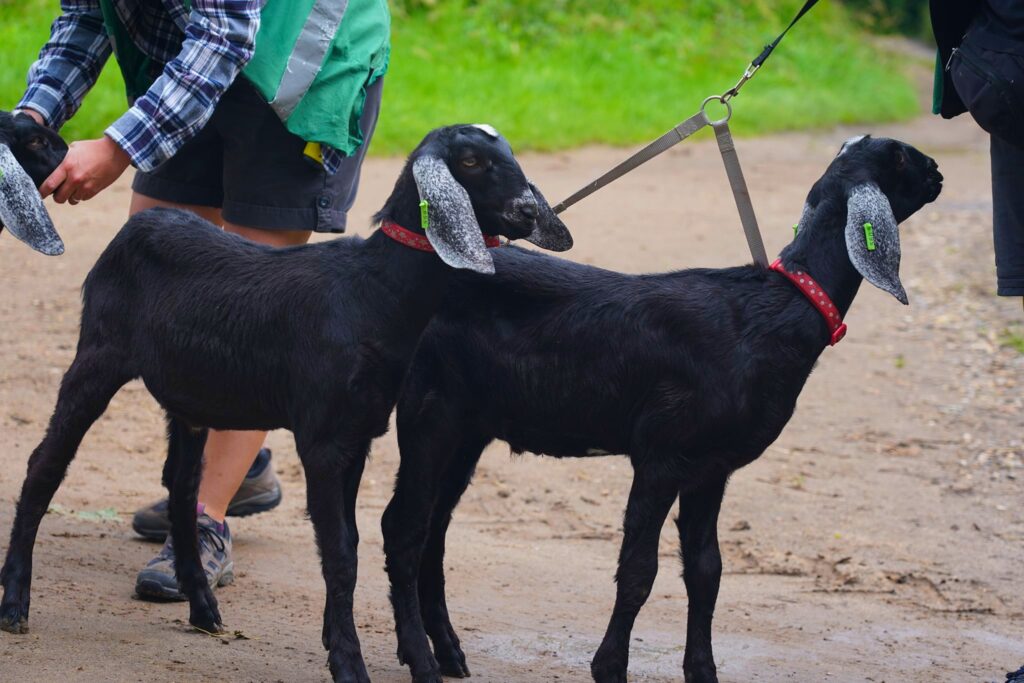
700;95;733;126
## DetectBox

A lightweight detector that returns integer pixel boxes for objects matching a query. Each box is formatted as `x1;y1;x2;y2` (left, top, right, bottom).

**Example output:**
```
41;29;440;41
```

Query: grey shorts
132;77;382;233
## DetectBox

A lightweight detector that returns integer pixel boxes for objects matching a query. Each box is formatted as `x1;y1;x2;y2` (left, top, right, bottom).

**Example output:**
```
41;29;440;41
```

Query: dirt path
1;110;1022;682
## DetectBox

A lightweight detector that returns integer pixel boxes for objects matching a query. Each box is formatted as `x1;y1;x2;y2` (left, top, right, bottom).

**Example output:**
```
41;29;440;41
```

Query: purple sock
196;503;226;534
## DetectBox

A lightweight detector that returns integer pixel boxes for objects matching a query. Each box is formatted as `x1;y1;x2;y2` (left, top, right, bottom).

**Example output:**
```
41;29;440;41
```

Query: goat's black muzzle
926;162;943;203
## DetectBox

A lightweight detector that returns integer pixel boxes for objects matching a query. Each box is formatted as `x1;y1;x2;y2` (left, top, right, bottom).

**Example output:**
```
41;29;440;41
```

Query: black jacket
930;1;981;118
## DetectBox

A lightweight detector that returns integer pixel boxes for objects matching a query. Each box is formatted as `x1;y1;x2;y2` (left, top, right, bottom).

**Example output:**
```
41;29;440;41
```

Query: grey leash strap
711;119;768;267
551;110;708;215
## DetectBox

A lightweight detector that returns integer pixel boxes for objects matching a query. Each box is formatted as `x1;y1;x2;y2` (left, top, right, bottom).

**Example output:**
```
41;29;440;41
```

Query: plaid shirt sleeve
106;0;261;172
17;0;112;131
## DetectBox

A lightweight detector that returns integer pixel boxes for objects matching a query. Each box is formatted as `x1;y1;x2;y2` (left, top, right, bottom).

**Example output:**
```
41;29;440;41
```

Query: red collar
769;258;847;346
379;221;502;252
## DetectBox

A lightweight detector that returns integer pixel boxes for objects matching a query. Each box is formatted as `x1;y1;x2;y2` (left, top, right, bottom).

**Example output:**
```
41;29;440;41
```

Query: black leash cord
754;0;822;68
723;0;823;100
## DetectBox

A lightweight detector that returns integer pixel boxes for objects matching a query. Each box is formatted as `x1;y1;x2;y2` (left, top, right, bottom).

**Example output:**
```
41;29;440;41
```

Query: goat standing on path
0;125;572;683
382;136;943;683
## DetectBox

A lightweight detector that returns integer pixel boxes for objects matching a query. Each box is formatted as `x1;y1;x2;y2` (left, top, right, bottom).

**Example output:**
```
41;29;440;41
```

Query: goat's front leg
1;349;129;634
302;437;370;683
165;418;223;632
415;437;486;679
591;467;679;683
382;428;469;683
676;477;727;683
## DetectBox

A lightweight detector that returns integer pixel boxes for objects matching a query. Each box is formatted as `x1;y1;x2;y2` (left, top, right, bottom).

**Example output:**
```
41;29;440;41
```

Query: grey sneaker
132;448;282;540
135;514;234;602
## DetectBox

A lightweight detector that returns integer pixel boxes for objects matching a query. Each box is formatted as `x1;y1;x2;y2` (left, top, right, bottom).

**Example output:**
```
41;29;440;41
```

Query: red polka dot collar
379;221;501;252
769;258;847;346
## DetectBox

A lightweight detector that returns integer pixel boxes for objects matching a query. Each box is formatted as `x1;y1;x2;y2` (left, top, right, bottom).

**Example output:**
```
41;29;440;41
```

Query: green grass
1001;328;1024;355
1;0;921;154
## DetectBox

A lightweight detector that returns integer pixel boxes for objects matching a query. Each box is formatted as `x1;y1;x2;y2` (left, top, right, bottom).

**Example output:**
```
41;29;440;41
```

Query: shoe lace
197;523;226;555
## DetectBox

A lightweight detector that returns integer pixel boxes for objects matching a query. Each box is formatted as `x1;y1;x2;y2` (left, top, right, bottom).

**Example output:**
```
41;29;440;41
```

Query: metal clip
722;62;761;102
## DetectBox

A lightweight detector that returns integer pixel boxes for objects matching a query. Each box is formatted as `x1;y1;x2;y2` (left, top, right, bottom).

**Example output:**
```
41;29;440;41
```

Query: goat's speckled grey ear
525;181;573;252
0;143;63;255
413;155;494;274
845;182;906;304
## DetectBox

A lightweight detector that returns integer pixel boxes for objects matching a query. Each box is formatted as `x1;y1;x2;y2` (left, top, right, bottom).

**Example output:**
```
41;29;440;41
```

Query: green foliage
0;0;125;143
377;0;920;153
1001;328;1024;355
1;0;921;154
843;0;931;38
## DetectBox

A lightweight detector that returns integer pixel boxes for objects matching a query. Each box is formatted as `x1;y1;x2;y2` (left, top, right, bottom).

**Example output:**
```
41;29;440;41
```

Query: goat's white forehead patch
838;135;867;156
472;124;500;139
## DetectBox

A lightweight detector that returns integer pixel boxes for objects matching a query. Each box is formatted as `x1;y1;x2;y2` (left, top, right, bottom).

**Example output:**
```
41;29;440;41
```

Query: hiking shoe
135;514;234;602
132;448;282;540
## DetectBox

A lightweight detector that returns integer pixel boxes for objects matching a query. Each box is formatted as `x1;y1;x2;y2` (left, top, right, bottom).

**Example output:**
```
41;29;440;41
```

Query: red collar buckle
379;221;502;252
769;258;847;347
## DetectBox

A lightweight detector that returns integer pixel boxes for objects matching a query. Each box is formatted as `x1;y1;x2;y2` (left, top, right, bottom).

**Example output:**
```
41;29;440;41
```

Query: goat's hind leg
1;349;130;634
591;466;679;683
301;435;371;683
165;418;223;632
677;477;727;683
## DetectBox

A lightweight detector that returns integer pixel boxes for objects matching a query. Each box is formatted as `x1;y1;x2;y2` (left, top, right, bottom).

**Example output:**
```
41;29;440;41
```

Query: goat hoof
436;650;470;678
328;652;370;683
683;658;718;683
683;673;718;683
0;604;28;634
591;658;627;683
188;587;224;634
412;674;444;683
188;607;224;634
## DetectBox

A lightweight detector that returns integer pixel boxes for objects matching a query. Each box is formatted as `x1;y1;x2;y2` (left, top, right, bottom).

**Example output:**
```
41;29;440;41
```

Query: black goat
0;124;571;683
382;136;943;683
0;110;67;255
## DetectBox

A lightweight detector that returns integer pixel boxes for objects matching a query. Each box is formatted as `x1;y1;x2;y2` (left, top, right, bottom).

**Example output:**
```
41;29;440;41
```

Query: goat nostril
519;202;539;219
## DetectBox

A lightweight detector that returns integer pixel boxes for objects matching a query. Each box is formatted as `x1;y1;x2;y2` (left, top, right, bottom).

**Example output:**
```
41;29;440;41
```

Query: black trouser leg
991;134;1024;296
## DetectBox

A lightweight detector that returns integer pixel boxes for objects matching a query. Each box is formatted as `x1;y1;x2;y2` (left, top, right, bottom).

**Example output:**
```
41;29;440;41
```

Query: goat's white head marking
837;135;867;157
472;124;500;139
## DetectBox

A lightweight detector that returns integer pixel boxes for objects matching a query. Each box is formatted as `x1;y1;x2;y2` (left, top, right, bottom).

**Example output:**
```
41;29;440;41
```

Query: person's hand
41;136;131;205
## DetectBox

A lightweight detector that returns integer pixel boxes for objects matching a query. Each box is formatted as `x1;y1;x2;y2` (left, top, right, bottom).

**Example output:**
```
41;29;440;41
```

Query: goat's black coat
0;124;569;683
382;136;943;683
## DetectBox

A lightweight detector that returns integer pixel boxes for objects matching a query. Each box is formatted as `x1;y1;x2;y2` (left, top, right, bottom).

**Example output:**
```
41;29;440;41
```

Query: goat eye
460;157;478;168
26;137;46;151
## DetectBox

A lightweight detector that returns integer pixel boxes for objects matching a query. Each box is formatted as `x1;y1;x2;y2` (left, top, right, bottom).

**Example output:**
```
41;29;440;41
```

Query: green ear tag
793;223;799;237
420;200;430;230
863;222;876;251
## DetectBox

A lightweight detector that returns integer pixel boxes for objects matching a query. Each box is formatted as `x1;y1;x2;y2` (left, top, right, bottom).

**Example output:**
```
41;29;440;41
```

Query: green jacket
101;0;390;156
